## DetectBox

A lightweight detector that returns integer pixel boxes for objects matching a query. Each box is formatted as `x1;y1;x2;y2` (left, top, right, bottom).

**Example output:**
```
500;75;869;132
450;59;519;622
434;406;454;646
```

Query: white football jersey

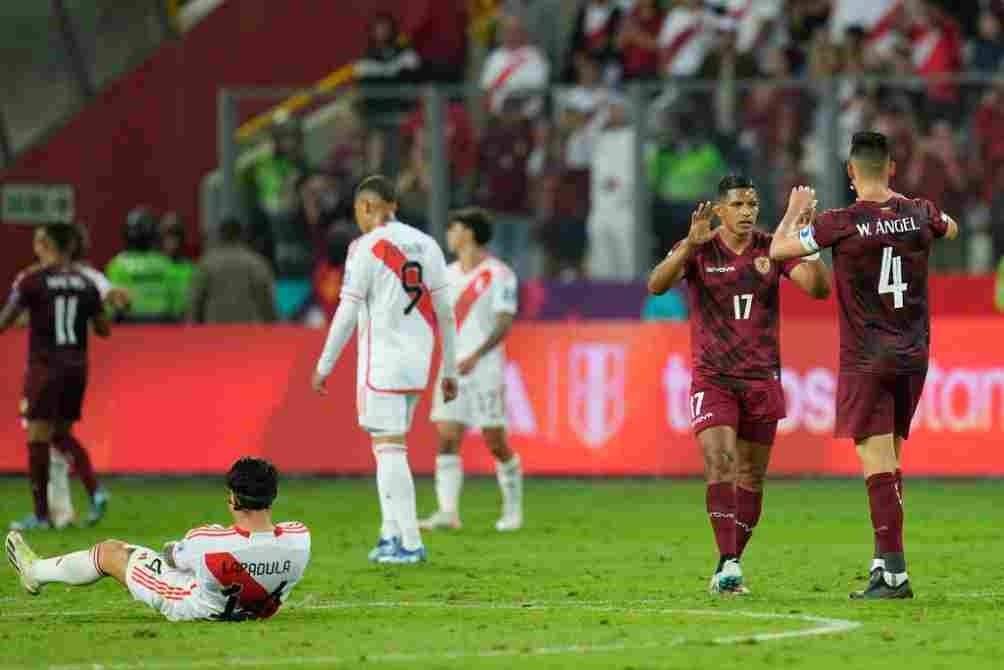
170;522;311;620
445;256;518;384
341;221;449;392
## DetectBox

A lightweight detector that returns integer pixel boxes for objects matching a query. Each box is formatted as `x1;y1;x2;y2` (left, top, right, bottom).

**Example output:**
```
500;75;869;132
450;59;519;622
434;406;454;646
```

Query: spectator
241;115;310;268
657;0;712;78
973;79;1004;215
355;12;422;174
997;253;1004;313
722;0;783;55
587;98;638;280
617;0;666;81
105;207;178;323
159;213;194;321
905;1;964;118
829;0;903;55
480;13;550;118
189;218;277;325
698;15;759;81
396;129;433;232
565;0;624;83
400;96;477;200
904;120;966;268
647;107;727;256
476;97;536;277
311;224;357;323
969;9;1004;73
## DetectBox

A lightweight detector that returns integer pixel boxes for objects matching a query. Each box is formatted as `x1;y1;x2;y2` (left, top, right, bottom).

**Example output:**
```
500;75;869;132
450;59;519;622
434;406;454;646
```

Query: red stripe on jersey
454;269;493;330
132;573;192;599
205;552;284;620
866;1;904;44
660;25;700;70
371;239;437;331
134;568;193;593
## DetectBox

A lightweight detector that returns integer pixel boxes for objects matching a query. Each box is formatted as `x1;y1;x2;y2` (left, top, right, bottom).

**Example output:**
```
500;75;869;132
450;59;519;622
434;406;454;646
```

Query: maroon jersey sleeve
804;210;858;251
924;199;949;238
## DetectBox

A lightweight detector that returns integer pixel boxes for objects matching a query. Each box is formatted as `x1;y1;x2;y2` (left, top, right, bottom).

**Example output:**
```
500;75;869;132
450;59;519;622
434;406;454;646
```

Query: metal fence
214;73;1003;280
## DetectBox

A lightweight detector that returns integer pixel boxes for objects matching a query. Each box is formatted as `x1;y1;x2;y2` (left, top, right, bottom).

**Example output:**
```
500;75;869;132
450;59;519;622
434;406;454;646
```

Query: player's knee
483;429;510;459
95;540;130;574
438;436;461;454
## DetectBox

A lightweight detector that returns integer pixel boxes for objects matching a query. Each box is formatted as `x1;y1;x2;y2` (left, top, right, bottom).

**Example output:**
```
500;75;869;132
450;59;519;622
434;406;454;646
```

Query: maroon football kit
800;196;948;441
676;231;801;446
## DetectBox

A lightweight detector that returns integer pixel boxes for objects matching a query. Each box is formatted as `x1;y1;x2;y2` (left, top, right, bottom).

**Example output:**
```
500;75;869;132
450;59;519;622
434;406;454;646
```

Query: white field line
7;600;863;670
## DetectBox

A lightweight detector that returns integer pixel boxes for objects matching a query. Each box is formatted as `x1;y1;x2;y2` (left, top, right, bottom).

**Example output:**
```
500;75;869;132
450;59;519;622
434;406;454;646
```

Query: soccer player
6;457;310;622
0;223;111;531
648;176;831;594
770;131;959;599
419;208;523;532
312;175;458;564
41;223;123;529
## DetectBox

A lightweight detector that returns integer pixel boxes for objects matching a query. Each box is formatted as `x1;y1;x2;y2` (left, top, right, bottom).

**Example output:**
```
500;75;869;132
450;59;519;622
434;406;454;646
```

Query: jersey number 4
400;261;424;315
54;296;79;346
878;246;908;309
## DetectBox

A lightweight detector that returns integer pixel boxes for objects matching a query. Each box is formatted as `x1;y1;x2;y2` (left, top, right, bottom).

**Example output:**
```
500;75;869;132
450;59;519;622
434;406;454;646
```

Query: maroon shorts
835;369;927;442
690;376;786;446
23;365;88;422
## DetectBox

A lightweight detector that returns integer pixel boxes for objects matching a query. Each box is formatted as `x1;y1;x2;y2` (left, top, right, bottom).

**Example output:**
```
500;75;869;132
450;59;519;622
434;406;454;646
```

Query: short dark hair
227;457;278;511
39;223;78;255
850;131;891;163
449;207;494;245
219;218;244;243
355;175;397;204
718;175;755;198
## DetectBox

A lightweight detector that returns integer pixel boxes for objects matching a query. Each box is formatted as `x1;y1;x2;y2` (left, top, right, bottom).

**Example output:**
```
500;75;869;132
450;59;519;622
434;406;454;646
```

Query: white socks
870;558;886;573
48;449;75;525
374;445;422;551
32;548;103;585
435;454;463;516
496;454;523;517
374;460;401;541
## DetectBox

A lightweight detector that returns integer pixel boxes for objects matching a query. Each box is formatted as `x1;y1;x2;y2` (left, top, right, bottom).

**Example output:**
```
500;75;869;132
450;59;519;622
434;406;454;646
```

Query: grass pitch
0;477;1000;669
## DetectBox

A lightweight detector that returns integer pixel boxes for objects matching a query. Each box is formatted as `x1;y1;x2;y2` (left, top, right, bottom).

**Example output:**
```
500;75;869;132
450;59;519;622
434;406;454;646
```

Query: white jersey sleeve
76;264;112;300
492;264;519;316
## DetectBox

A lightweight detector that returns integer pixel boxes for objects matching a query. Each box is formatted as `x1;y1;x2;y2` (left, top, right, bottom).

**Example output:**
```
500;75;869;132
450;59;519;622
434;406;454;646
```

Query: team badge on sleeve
754;257;771;275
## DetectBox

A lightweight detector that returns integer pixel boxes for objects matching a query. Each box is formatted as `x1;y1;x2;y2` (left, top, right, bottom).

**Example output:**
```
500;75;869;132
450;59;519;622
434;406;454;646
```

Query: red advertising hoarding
1;321;1002;476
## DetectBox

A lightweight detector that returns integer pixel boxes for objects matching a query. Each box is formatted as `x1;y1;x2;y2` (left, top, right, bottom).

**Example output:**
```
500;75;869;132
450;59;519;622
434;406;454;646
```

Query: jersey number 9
401;261;424;315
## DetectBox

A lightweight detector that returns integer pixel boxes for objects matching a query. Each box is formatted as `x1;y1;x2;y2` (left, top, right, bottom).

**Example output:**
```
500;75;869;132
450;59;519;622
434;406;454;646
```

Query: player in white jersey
419;208;524;532
312;175;459;564
6;457;310;622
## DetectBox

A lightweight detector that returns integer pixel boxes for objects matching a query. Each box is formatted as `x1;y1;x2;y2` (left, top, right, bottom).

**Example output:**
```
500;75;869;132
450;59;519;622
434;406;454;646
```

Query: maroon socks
867;472;904;555
27;441;50;520
706;482;737;560
736;487;763;558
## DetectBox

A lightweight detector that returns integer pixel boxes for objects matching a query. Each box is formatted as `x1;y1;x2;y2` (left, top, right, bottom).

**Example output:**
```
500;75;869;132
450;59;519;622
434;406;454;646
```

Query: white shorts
357;387;420;436
431;371;506;429
125;547;211;622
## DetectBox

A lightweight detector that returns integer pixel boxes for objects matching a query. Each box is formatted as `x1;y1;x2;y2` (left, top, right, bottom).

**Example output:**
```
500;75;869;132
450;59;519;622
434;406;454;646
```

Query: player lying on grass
6;457;311;621
770;131;959;599
0;223;111;532
421;208;523;533
648;176;831;594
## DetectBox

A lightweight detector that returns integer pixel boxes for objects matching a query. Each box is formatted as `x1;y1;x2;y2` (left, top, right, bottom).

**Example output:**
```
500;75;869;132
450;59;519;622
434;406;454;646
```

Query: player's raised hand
442;376;459;403
786;186;816;216
687;201;717;247
794;199;818;232
311;371;328;395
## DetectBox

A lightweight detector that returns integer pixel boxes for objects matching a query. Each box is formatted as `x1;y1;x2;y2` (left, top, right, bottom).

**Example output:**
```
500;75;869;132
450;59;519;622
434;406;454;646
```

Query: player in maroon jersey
0;223;111;531
770;132;959;599
649;175;831;594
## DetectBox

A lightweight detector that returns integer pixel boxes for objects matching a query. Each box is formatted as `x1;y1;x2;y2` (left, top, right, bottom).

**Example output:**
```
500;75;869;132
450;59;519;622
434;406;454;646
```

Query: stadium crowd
115;0;1004;322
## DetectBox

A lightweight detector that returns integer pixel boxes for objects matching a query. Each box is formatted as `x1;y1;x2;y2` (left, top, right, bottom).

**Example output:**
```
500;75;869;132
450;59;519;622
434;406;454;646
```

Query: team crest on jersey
754;257;771;275
568;344;626;449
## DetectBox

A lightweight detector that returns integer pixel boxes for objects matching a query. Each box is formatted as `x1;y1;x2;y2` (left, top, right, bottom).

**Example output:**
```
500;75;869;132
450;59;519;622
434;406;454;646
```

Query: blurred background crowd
5;0;1004;323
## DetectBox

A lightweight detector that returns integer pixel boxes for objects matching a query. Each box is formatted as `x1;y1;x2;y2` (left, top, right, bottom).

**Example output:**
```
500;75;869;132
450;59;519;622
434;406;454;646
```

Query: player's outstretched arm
770;186;817;261
942;212;959;240
789;260;831;300
0;291;25;333
648;201;716;295
312;298;361;394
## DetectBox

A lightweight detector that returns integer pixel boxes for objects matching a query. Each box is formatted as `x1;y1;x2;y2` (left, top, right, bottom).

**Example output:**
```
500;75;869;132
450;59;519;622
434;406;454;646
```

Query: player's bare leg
484;427;522;531
52;421;109;527
371;435;426;564
698;426;743;594
11;421;55;531
735;439;773;561
851;433;912;599
420;422;465;530
6;534;130;596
